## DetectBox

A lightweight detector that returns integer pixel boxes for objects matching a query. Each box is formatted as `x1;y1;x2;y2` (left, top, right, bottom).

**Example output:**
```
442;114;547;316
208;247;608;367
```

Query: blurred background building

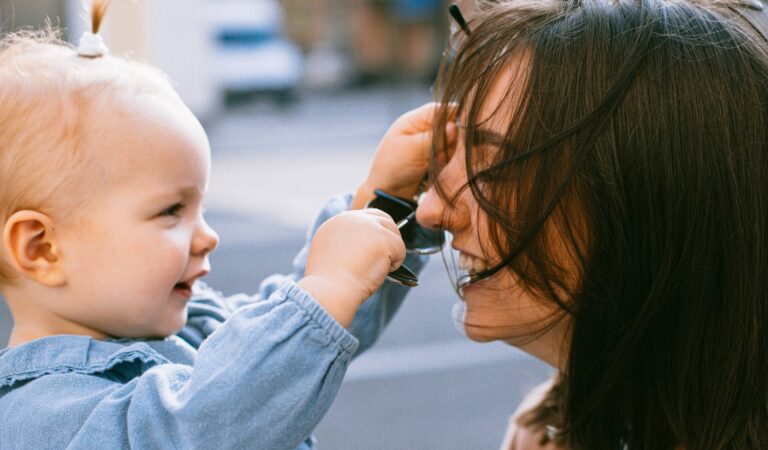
0;0;451;115
0;1;553;448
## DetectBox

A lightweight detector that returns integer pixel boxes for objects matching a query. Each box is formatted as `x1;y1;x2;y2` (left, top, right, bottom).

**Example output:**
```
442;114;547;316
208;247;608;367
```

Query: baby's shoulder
0;365;119;444
0;335;171;394
0;336;185;444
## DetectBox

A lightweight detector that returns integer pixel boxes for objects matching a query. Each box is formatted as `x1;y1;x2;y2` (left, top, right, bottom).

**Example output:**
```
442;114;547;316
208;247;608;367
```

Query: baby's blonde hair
0;0;178;284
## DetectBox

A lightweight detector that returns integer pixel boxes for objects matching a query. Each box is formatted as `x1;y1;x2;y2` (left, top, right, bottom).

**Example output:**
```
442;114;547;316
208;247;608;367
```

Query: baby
0;1;440;448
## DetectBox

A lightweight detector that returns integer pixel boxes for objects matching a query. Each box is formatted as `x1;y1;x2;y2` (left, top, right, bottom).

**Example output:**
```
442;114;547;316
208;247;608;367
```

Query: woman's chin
462;322;502;343
465;330;497;343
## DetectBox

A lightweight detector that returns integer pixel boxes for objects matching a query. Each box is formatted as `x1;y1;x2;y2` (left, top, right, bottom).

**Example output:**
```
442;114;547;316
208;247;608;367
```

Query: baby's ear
3;210;67;286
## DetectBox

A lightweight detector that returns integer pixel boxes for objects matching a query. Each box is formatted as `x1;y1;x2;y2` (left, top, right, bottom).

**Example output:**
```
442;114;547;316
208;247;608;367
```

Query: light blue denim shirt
0;194;426;450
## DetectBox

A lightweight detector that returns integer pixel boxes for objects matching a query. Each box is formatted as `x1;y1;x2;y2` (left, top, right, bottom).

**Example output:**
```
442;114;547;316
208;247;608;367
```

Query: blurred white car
210;0;303;103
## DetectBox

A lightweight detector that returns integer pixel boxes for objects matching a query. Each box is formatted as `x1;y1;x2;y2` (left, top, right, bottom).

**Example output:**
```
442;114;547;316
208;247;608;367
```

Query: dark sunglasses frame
366;189;446;286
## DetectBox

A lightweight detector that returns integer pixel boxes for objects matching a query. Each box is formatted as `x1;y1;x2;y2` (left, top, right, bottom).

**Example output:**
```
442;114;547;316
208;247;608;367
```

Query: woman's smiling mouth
459;252;489;275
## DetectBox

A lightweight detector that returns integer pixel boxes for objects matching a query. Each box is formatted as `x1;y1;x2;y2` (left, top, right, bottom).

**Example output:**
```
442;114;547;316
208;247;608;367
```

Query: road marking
346;340;531;382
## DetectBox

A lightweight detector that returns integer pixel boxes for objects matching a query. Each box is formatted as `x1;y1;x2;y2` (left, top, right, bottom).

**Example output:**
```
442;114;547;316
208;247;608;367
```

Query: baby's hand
298;209;406;328
351;103;457;209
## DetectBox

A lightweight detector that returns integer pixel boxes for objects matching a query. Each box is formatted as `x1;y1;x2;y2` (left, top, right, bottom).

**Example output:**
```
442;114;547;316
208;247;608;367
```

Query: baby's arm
296;207;404;328
1;287;356;450
183;103;446;352
296;103;452;326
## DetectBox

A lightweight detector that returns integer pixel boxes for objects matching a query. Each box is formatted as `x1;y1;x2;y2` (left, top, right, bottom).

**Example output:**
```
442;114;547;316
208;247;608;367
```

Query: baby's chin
107;316;187;340
149;306;189;338
150;319;187;339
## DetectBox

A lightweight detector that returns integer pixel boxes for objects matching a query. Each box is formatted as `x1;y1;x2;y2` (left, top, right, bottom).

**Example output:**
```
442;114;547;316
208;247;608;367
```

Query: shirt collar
0;335;169;388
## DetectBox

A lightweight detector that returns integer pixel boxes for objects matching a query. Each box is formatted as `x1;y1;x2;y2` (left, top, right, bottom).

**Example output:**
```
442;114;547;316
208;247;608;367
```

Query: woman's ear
3;210;67;286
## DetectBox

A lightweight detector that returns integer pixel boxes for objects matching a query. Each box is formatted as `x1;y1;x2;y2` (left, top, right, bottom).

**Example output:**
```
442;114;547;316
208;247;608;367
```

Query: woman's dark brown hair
432;0;768;448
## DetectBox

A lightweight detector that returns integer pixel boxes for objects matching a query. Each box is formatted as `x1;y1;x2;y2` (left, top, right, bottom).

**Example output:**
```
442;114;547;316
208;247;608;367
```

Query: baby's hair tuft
91;0;110;34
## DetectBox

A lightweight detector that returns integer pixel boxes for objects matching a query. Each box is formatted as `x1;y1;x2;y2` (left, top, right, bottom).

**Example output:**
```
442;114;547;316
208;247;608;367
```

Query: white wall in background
67;0;219;119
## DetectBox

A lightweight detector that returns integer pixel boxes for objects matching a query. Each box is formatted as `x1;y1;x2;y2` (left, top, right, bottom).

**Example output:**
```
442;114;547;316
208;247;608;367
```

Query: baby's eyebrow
149;185;203;203
177;185;203;197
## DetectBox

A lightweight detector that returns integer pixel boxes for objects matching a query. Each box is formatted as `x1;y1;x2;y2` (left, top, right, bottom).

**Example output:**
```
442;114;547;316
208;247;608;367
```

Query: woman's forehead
463;48;532;129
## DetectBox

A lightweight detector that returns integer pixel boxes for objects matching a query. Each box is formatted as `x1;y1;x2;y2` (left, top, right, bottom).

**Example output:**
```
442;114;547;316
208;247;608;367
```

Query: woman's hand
351;103;457;209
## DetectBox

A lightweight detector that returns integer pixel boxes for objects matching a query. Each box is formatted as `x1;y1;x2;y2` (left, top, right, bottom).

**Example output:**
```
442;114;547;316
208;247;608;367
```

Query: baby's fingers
445;121;458;147
433;120;459;167
393;102;440;135
360;209;407;268
361;207;399;229
392;102;455;133
386;236;407;271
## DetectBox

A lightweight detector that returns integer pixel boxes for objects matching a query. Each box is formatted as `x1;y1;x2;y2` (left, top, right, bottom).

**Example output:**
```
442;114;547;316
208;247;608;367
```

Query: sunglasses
367;189;446;287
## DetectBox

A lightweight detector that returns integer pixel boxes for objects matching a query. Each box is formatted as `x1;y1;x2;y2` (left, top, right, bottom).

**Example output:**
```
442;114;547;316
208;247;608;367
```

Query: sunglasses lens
367;189;446;255
366;189;416;223
400;221;445;254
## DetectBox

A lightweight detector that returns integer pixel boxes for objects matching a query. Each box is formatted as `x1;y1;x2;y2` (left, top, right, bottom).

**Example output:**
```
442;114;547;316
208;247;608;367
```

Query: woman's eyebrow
471;128;506;146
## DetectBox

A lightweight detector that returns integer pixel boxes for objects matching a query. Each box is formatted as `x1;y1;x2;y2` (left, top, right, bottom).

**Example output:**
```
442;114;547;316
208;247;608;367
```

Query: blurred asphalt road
0;84;553;450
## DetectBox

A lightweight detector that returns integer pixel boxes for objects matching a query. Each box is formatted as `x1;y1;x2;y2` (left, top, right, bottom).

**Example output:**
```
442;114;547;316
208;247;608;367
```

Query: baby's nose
193;220;219;256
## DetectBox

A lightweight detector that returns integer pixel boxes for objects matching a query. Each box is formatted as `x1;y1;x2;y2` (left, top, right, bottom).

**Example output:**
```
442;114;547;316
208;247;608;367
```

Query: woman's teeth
459;253;488;275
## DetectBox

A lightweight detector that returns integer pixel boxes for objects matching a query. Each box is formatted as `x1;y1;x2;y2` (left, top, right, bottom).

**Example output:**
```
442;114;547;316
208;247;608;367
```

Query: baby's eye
160;202;185;217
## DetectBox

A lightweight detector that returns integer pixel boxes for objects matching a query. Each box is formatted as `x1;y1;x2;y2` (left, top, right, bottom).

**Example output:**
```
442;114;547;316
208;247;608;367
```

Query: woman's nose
416;158;472;234
416;187;446;230
192;218;219;257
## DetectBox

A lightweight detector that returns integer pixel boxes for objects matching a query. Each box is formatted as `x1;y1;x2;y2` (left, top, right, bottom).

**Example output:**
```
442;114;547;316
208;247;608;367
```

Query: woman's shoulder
500;376;570;450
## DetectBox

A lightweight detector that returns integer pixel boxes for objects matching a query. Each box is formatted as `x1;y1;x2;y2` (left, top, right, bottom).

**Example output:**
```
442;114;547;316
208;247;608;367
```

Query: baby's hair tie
77;31;109;58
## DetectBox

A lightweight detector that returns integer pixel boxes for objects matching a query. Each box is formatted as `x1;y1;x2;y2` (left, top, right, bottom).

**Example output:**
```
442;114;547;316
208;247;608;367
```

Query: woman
415;0;768;448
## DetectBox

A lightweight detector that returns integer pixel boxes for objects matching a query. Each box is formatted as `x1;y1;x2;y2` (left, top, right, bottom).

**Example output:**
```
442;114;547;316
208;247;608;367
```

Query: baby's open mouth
174;282;191;291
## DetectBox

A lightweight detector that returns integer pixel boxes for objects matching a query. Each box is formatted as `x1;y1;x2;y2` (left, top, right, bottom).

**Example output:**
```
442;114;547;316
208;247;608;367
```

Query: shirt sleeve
17;282;359;450
179;193;427;356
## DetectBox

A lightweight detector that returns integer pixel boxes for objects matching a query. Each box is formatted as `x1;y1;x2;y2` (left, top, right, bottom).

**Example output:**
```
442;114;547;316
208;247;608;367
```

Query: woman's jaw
451;247;570;369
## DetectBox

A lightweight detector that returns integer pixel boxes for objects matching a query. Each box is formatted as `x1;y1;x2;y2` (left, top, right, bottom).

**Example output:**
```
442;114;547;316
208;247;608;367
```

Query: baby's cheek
152;239;190;278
